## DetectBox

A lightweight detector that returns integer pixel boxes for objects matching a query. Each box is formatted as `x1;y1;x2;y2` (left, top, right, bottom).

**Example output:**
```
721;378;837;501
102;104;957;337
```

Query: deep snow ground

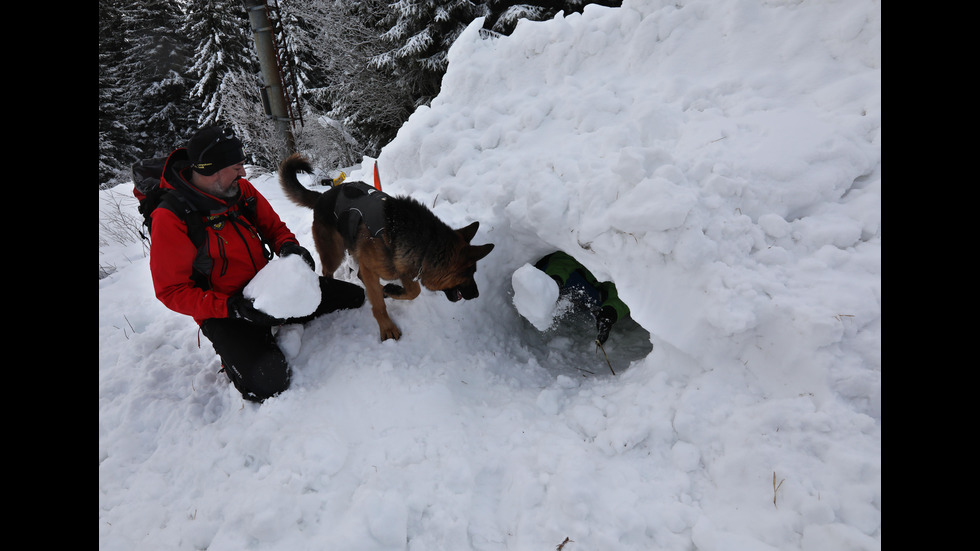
99;0;880;549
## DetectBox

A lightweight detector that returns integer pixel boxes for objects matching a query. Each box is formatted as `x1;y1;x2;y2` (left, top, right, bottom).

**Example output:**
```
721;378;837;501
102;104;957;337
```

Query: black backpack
132;156;192;241
131;156;272;287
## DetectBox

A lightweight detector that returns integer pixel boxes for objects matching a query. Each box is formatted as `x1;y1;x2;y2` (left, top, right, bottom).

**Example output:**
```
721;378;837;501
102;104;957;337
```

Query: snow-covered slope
99;0;881;549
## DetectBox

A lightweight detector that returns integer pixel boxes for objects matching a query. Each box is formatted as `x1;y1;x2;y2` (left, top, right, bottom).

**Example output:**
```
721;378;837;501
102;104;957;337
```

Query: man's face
192;163;246;199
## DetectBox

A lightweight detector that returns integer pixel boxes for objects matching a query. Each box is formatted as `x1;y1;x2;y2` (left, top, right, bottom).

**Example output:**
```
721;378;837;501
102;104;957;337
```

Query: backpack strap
137;186;169;241
155;190;275;289
233;195;273;261
157;191;213;290
158;191;207;250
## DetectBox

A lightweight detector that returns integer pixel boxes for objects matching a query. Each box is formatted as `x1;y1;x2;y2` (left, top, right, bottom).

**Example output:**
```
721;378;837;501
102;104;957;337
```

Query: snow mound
243;255;320;318
99;0;880;548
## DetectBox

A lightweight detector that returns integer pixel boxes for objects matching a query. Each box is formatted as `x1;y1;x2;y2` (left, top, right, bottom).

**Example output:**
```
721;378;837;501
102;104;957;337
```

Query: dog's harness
333;181;389;245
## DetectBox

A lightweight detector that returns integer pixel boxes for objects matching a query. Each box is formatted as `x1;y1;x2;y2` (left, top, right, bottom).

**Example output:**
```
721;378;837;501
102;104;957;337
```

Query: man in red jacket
149;126;365;402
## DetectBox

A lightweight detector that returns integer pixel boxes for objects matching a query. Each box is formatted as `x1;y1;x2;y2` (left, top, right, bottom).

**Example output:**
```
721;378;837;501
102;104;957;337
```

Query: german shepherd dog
278;154;494;341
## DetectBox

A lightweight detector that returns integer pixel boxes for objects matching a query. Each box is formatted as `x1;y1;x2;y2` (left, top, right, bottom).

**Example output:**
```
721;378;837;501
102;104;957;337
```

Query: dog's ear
457;221;480;242
467;243;494;262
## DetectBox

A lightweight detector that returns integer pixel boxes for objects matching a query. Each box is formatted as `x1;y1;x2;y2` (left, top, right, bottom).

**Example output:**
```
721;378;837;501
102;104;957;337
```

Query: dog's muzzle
444;284;479;302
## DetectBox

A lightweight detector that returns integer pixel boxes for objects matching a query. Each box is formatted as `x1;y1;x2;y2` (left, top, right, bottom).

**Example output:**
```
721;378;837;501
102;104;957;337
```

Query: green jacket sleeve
538;251;629;320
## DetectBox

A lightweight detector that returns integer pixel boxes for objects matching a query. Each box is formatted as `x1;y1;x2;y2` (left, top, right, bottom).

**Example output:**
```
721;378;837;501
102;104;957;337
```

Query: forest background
98;0;620;188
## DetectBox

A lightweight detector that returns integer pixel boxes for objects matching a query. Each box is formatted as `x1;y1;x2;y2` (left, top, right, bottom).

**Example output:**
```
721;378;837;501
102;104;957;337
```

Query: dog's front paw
380;323;402;341
383;283;406;298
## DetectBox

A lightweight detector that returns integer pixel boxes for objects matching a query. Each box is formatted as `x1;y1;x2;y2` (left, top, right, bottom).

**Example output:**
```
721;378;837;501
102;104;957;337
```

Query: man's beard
215;179;241;198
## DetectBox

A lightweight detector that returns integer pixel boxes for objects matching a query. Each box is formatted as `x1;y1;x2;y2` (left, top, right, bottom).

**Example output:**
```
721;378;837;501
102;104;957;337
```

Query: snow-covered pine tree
120;0;201;158
186;0;300;170
99;0;143;188
482;1;554;34
373;0;487;109
482;1;623;35
216;68;291;170
279;0;415;162
183;0;258;129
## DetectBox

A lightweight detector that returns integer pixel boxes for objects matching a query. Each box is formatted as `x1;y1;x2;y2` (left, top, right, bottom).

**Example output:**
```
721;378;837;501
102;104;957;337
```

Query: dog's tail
278;153;321;209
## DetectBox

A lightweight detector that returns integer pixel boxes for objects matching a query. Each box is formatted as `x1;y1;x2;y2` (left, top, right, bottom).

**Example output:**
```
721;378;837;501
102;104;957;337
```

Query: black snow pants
200;277;365;402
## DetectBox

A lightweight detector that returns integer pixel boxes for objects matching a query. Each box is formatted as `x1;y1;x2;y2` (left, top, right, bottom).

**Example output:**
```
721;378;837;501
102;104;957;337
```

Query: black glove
279;241;315;271
595;305;618;345
227;294;286;326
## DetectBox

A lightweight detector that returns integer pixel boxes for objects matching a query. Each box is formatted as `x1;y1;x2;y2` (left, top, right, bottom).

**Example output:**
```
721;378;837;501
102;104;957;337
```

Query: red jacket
149;149;299;324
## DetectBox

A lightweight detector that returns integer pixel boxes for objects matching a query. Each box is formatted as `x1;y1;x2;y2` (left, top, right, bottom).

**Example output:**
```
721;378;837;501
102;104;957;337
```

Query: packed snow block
244;254;321;318
512;263;560;331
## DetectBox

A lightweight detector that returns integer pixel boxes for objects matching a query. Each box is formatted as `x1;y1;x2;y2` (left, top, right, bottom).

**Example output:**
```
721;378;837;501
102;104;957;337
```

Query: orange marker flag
373;162;382;191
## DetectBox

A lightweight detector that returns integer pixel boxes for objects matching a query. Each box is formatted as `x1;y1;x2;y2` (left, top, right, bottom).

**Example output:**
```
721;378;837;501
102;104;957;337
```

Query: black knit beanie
187;126;246;176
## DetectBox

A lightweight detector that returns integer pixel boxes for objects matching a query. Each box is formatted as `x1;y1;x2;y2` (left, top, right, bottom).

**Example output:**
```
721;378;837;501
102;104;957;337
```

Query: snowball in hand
512;263;560;331
243;254;321;319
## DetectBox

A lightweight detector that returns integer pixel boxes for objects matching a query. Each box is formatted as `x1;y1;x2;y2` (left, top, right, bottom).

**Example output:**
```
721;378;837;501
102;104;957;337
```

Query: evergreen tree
284;0;417;160
373;0;487;108
120;0;200;158
100;0;142;187
184;0;257;129
483;1;622;35
270;0;362;167
98;0;623;187
216;1;298;169
482;1;555;34
217;67;287;169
